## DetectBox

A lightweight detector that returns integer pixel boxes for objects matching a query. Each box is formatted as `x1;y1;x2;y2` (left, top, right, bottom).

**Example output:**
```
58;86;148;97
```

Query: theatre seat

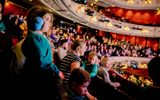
88;76;134;100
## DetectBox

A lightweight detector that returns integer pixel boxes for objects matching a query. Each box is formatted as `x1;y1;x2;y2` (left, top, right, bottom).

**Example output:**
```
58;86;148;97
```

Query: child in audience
81;51;98;78
97;56;121;88
66;68;97;100
21;6;64;99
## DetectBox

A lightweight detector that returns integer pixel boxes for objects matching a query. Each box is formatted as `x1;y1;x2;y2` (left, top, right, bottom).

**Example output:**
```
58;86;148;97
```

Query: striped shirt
60;52;81;88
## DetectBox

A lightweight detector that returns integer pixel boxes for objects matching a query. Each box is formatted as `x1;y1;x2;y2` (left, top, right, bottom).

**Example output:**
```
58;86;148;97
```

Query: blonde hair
100;56;108;67
88;51;97;60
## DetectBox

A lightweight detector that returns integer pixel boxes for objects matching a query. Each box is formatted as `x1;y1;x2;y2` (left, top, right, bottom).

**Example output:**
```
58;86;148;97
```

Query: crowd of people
0;3;160;100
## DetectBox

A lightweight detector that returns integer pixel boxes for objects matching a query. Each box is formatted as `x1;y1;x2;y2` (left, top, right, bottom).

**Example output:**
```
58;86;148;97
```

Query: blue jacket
22;31;60;79
81;61;98;78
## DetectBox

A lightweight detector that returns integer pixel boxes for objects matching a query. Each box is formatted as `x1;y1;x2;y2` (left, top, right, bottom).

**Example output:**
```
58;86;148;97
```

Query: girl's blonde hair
100;56;108;67
88;51;97;60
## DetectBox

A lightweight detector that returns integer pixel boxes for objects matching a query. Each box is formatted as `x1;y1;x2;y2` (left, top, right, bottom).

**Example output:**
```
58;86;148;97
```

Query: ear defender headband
32;16;44;31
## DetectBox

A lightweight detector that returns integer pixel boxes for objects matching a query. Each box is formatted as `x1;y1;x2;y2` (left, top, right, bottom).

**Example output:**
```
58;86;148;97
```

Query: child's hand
85;90;97;100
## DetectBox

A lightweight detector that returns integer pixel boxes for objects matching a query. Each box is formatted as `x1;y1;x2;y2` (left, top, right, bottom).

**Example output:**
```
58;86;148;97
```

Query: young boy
81;51;98;78
66;68;97;100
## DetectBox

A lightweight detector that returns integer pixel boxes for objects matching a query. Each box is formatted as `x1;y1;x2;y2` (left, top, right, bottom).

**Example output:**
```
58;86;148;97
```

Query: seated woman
81;51;98;78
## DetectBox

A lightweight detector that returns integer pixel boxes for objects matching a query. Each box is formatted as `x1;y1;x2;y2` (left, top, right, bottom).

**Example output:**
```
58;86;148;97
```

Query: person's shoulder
28;33;46;41
98;66;105;70
92;63;98;67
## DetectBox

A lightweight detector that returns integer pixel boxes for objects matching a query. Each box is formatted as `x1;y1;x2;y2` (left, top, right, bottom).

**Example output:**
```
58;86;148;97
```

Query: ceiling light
127;0;134;4
111;5;115;7
91;16;97;21
123;26;130;31
107;23;113;27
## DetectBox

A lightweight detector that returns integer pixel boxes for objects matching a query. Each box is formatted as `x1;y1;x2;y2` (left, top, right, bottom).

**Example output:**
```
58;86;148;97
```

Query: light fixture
123;26;130;31
142;29;149;33
107;23;113;27
157;8;160;15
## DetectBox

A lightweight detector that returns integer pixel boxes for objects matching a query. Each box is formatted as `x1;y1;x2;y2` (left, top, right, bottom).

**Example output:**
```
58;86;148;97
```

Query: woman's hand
59;71;65;80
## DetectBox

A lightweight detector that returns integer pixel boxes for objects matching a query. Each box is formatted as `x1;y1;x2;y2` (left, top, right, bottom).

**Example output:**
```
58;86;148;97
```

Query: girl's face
41;13;52;33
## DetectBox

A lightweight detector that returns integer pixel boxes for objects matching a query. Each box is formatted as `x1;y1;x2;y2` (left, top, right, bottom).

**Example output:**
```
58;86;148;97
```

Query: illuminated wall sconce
142;29;149;33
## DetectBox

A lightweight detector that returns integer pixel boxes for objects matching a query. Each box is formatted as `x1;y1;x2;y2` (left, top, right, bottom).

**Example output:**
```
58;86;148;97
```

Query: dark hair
71;39;85;50
148;56;160;85
27;6;54;31
59;39;68;46
68;68;91;87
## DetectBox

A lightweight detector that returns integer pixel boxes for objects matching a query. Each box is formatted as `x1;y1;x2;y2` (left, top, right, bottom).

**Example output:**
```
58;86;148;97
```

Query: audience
1;2;160;100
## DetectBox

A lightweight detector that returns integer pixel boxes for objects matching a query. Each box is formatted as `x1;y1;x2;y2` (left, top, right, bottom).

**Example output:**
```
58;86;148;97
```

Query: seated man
66;68;97;100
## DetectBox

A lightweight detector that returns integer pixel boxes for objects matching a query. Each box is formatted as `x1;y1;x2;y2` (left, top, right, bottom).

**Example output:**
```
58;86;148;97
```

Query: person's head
27;6;54;33
59;39;69;50
68;68;91;96
71;39;86;56
100;56;111;70
88;51;98;64
148;56;160;86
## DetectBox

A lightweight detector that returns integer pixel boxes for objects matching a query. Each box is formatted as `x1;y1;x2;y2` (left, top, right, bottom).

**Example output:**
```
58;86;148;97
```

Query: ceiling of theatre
8;0;160;37
88;0;160;10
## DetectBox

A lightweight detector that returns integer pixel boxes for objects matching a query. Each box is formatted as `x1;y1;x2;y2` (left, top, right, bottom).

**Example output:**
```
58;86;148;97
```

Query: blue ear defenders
32;16;44;31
